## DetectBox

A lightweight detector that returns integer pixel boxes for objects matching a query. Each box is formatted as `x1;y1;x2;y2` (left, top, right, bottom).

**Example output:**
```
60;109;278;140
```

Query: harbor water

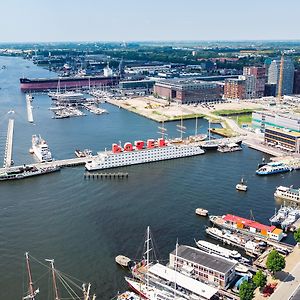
0;56;300;299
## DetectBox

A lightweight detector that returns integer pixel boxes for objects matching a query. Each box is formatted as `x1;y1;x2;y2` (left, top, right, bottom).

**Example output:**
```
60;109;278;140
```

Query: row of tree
239;227;300;300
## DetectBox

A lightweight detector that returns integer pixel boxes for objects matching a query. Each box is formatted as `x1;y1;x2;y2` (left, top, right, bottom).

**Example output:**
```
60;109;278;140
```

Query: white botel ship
85;138;205;171
31;135;52;162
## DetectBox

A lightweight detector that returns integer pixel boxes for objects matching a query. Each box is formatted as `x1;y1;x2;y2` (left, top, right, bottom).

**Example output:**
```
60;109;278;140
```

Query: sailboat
201;120;218;150
22;252;96;300
189;117;207;142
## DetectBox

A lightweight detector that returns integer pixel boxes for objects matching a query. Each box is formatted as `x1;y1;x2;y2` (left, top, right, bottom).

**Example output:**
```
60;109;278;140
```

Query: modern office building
169;245;236;288
267;57;295;95
264;128;300;153
153;79;222;104
243;66;266;98
252;111;300;132
224;77;246;99
294;69;300;94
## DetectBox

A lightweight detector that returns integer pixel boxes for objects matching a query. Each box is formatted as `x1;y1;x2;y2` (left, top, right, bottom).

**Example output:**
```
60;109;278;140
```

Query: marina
1;55;300;300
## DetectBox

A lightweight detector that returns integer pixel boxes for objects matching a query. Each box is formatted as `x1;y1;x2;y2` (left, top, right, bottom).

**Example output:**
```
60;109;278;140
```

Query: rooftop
265;127;300;137
171;245;236;274
223;214;277;233
148;263;217;299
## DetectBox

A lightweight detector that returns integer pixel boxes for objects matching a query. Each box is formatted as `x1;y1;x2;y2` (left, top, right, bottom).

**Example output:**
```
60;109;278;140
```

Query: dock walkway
26;95;34;123
3;119;14;168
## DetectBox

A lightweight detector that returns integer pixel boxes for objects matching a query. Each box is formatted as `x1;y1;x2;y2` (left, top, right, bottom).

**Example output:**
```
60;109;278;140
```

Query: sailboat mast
47;259;60;300
208;120;211;141
146;226;150;287
174;240;178;296
195;117;198;136
25;252;36;300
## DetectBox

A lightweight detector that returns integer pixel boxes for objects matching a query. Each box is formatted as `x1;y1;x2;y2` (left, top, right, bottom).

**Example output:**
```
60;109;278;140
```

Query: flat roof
223;214;277;232
148;263;217;299
171;245;236;274
265;127;300;137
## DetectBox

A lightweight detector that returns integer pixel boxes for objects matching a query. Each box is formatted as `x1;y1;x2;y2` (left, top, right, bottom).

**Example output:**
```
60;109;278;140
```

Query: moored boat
0;165;60;181
31;134;52;162
85;138;205;171
274;185;300;204
115;255;132;268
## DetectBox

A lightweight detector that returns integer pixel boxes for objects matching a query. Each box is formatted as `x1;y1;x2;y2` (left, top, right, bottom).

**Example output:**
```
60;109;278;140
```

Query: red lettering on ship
135;140;144;150
112;144;122;153
147;139;155;149
123;142;133;151
158;138;166;147
112;138;168;154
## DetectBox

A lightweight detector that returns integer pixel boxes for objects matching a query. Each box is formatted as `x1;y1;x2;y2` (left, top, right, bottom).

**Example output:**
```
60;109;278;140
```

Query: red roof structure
223;214;276;232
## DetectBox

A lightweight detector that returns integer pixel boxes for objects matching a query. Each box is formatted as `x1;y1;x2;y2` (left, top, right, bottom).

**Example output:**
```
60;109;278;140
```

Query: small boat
236;178;247;192
115;255;132;268
117;291;140;300
195;208;208;216
75;149;92;158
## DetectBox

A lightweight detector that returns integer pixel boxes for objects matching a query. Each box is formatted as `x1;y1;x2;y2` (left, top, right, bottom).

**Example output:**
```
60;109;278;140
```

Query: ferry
194;239;241;260
0;165;60;181
274;185;300;204
256;162;292;176
31;135;52;162
209;214;285;242
85;138;205;171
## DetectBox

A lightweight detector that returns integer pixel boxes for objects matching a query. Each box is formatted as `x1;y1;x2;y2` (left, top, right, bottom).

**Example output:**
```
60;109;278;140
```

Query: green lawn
213;109;254;116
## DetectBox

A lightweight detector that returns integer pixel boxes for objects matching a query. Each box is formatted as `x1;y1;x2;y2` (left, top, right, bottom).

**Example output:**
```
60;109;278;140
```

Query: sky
0;0;299;42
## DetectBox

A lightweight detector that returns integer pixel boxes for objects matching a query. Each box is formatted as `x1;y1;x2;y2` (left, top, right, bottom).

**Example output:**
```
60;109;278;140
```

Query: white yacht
195;239;241;260
31;135;52;162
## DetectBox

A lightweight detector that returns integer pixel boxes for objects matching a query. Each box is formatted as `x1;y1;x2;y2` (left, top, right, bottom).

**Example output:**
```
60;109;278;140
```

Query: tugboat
236;178;247;192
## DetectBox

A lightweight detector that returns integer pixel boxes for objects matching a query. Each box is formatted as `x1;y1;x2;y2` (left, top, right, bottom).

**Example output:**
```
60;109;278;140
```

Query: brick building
153;79;222;104
224;77;246;99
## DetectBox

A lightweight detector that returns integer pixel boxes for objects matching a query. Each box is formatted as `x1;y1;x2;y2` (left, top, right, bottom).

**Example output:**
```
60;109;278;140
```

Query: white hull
274;186;300;203
86;145;204;171
32;135;52;162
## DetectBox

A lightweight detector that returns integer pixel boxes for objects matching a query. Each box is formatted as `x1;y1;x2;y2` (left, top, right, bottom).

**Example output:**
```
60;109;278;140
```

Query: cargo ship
20;76;119;92
85;138;205;171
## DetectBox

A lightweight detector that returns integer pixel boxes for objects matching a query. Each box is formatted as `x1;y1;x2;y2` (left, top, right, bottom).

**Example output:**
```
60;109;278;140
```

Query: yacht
236;178;247;191
31;135;52;162
195;239;241;260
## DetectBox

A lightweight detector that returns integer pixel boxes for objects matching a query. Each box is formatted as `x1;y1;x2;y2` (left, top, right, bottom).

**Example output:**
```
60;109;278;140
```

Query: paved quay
254;246;300;300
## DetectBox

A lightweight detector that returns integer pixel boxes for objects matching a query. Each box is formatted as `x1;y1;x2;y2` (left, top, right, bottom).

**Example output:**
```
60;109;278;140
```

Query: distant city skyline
1;0;300;43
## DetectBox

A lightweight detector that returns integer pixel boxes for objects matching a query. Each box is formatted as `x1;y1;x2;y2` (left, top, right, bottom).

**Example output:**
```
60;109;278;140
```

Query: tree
294;228;300;244
253;270;267;288
266;250;286;276
239;281;255;300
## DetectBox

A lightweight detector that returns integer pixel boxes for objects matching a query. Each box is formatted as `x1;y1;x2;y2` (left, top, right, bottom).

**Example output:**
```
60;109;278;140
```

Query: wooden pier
26;95;34;123
84;172;128;179
3;119;14;168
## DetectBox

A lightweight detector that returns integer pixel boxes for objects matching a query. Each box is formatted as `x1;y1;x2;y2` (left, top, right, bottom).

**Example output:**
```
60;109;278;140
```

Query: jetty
26;94;34;123
3;119;14;168
84;172;128;179
0;136;243;175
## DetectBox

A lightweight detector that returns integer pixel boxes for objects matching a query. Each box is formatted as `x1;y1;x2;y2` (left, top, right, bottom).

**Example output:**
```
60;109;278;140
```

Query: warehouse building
153;79;222;104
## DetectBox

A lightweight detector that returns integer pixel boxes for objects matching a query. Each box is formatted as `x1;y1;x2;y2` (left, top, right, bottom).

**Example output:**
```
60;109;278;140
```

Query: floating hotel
85;138;205;171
